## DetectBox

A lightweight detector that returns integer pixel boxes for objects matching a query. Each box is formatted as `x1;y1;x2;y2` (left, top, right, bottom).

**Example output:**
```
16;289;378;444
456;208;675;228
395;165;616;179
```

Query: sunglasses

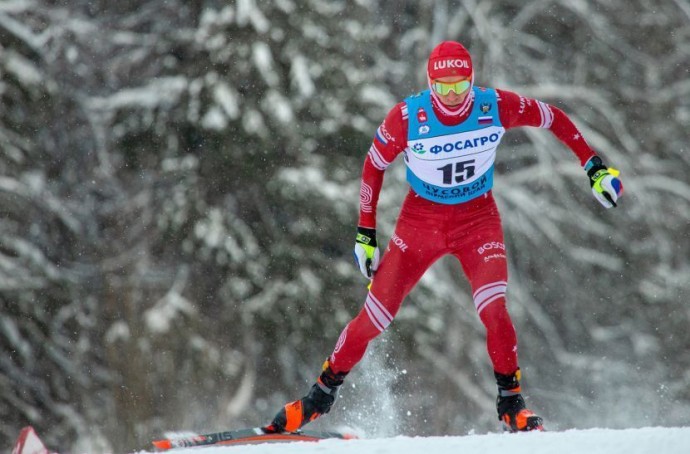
432;79;471;96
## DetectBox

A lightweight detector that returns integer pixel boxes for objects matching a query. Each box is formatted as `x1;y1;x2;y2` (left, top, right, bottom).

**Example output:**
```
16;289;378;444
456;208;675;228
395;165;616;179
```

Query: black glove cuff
356;226;377;247
585;155;607;179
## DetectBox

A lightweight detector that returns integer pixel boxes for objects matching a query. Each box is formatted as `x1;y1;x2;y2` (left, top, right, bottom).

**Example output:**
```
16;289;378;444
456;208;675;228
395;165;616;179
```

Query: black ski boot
264;360;348;433
495;368;544;432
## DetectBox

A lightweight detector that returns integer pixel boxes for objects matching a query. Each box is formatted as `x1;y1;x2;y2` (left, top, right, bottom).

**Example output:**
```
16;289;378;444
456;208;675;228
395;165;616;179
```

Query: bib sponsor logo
429;132;501;154
417;107;427;123
412;143;426;154
421;174;488;199
418;125;430;135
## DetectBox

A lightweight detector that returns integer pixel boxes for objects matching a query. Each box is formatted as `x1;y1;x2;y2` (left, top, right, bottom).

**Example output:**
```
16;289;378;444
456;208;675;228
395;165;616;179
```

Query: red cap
427;41;473;80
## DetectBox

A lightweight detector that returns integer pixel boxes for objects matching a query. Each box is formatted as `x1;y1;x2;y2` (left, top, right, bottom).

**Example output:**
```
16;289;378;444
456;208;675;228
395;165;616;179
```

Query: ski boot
264;360;348;433
495;368;544;432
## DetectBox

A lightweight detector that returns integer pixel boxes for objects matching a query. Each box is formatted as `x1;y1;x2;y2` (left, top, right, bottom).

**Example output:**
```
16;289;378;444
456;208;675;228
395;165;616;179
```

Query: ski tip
151;439;172;450
12;426;51;454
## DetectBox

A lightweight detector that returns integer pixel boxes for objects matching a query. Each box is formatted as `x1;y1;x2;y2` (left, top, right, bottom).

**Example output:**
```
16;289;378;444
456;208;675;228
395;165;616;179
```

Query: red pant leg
449;195;518;375
329;196;446;373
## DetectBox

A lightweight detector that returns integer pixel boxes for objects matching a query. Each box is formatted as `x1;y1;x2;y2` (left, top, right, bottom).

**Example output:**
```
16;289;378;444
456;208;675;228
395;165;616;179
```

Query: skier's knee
364;292;394;332
473;281;507;316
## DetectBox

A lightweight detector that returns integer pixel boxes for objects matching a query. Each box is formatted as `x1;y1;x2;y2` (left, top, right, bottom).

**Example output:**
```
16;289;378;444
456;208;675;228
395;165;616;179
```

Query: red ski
152;427;357;450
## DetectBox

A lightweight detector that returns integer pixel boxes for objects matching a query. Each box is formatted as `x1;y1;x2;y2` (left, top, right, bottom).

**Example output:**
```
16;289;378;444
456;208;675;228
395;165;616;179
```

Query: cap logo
433;59;470;70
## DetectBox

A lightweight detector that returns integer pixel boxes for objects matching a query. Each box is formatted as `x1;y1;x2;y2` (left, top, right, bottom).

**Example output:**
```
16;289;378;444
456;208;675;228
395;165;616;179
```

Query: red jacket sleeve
358;102;408;229
496;88;595;166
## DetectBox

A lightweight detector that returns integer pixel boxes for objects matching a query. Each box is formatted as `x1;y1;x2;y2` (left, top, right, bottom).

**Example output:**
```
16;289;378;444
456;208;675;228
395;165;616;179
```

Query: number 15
437;160;475;184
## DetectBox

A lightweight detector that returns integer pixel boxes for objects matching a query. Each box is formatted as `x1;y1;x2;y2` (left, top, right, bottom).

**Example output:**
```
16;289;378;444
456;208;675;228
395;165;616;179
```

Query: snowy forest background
1;0;689;452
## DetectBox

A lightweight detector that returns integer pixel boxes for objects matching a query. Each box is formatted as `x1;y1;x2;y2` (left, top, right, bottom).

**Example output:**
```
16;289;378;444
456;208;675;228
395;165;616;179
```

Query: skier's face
432;76;472;106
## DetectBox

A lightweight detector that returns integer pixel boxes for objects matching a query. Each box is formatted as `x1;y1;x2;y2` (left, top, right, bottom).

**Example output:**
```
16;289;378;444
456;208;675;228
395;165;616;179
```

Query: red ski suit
329;89;595;375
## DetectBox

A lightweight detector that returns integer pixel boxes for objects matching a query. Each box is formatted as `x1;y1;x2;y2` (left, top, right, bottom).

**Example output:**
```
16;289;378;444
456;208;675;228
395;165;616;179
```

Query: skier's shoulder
473;85;502;98
382;100;410;130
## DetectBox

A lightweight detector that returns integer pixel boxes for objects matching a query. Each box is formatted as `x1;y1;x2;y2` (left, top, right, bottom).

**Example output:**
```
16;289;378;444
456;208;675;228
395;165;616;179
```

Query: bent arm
358;102;408;229
496;89;595;166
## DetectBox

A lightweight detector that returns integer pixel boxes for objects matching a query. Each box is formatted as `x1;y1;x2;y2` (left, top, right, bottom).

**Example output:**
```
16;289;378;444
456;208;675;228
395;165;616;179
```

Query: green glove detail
353;227;380;279
585;156;624;208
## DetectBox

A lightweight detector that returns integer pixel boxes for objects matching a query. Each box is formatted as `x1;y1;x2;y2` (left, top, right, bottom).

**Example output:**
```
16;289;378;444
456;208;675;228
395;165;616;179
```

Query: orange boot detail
495;368;544;432
265;360;348;433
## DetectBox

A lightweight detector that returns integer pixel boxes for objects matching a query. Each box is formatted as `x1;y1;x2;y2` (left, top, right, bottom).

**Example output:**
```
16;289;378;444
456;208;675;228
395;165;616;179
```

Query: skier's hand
353;226;379;279
585;155;624;208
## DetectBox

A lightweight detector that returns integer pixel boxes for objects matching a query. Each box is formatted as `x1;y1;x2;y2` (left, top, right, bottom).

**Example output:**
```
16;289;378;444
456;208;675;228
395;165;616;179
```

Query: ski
152;427;357;450
12;426;53;454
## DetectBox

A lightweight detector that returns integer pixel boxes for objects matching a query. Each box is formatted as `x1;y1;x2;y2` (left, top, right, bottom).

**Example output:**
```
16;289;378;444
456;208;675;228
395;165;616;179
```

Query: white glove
353;227;379;279
585;156;624;208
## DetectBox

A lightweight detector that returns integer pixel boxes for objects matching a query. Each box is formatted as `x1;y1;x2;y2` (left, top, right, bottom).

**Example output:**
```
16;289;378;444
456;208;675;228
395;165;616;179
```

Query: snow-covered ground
156;427;690;454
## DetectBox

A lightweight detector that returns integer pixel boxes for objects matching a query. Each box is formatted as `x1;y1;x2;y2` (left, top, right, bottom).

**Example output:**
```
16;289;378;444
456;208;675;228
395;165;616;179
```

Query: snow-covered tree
1;0;688;451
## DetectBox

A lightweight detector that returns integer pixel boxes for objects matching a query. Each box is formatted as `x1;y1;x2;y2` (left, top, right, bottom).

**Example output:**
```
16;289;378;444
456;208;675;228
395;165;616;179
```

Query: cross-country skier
264;40;623;433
